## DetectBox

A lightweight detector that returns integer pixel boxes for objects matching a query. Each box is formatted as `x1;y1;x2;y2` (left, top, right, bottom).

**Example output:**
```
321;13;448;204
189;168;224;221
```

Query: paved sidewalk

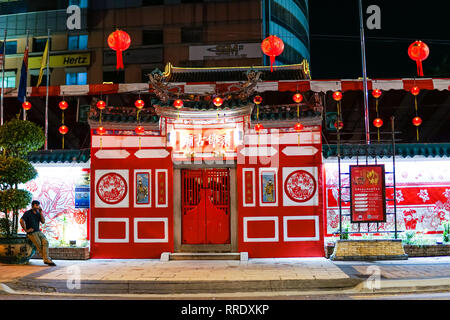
1;257;450;295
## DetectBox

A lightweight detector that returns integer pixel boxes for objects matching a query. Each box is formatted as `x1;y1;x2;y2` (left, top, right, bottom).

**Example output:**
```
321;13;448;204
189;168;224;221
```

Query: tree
0;118;44;237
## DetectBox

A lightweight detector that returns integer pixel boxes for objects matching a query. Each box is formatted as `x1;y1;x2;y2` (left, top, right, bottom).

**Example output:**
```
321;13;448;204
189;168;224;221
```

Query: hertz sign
29;53;90;69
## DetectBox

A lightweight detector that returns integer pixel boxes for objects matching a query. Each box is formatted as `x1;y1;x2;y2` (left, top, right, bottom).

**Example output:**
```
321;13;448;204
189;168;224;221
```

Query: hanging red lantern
59;100;68;110
293;93;303;104
173;99;183;109
408;40;429;77
373;118;383;128
294;122;304;132
213;97;223;107
22;101;32;111
97;100;106;110
411;86;420;96
334;121;344;130
412;116;422;126
261;35;284;72
254;123;264;132
135;99;145;109
253;95;263;105
59;125;69;135
107;29;131;70
97;126;106;135
333;91;343;102
372;89;382;99
135;126;145;135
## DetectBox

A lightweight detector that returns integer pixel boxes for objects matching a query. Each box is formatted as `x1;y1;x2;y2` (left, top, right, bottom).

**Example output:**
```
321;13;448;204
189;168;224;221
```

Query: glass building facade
262;0;310;65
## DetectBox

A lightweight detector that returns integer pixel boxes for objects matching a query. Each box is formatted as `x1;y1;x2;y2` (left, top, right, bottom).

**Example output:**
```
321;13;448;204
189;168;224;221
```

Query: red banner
350;165;386;223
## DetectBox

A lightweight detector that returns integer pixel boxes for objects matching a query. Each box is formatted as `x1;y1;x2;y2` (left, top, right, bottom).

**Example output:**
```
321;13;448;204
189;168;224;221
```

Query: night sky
309;0;450;79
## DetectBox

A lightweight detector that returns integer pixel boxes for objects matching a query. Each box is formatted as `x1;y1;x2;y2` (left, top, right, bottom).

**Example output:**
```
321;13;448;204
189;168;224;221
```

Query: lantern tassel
270;56;275;72
417;60;424;77
116;49;124;70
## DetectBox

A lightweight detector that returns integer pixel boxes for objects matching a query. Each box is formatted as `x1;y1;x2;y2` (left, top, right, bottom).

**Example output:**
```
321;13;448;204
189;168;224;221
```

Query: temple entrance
181;169;230;245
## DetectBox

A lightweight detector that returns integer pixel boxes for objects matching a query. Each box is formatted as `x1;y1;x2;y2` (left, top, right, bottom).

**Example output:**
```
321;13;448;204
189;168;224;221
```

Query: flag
18;43;28;103
36;39;49;88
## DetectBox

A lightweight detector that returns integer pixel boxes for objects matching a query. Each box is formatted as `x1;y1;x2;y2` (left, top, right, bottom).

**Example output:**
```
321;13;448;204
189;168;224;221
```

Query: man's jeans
27;231;52;263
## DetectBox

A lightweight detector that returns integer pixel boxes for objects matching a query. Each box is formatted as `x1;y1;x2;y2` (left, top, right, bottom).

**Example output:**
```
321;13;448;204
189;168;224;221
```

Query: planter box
32;247;90;260
326;243;450;258
403;244;450;257
329;239;408;261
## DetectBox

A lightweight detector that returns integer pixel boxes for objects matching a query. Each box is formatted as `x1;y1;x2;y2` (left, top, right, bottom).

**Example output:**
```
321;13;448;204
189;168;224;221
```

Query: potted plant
0;117;45;264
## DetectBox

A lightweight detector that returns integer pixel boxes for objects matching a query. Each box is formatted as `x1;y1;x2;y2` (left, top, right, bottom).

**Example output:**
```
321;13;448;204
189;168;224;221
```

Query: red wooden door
182;169;230;244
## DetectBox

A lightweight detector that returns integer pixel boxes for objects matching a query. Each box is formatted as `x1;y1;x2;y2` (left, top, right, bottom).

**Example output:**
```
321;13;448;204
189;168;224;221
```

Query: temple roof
28;149;90;164
161;61;311;83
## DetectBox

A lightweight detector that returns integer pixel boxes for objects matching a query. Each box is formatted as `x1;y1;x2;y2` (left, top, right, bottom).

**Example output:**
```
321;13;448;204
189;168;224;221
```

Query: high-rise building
0;0;310;86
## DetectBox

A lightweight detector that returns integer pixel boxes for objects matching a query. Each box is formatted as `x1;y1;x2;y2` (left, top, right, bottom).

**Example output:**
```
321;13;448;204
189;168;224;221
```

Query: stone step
168;252;243;261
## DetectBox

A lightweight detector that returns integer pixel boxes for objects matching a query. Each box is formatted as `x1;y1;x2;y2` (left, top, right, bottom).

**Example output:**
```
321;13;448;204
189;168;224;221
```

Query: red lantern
408;40;429;77
22;101;32;111
97;126;106;135
293;93;303;104
412;116;422;126
135;99;145;109
253;95;263;105
333;91;343;102
213;97;223;107
294;122;304;132
173;99;183;109
97;100;106;110
59;125;69;135
334;121;344;130
411;86;420;96
372;89;382;99
107;30;131;70
254;123;264;132
373;118;383;128
261;35;284;72
59;101;68;110
135;126;145;135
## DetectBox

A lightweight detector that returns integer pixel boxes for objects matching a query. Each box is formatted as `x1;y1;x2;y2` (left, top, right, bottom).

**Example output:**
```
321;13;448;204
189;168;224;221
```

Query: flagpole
45;29;50;150
1;29;6;125
358;0;371;145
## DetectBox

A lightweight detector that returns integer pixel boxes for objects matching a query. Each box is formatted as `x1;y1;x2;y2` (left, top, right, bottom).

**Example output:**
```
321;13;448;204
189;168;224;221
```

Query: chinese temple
9;62;450;259
87;61;327;258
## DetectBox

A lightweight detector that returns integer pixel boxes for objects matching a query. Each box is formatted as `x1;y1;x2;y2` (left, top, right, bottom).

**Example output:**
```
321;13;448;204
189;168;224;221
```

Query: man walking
20;200;56;266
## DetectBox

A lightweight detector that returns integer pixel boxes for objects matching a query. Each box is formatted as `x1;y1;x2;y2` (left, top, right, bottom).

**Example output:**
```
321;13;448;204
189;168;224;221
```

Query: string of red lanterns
333;91;344;131
410;86;422;141
261;35;284;72
253;95;264;133
372;89;383;142
58;100;69;149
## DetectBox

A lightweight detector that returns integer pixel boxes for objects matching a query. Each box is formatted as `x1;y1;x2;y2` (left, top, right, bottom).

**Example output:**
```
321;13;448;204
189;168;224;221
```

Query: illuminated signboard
350;165;386;223
174;128;236;154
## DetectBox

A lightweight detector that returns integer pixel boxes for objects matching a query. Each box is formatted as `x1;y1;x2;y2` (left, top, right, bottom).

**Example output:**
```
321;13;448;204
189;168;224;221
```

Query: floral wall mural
18;166;90;247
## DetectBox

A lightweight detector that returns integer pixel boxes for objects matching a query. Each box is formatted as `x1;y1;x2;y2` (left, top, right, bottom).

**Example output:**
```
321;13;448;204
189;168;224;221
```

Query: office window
68;35;88;50
5;41;17;54
30;73;49;87
2;71;16;88
66;71;87;85
142;30;163;46
69;0;88;8
103;70;124;84
181;27;202;43
33;38;50;52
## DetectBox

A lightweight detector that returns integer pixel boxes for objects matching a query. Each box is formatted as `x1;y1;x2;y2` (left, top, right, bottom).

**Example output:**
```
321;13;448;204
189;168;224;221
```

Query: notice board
350;165;386;223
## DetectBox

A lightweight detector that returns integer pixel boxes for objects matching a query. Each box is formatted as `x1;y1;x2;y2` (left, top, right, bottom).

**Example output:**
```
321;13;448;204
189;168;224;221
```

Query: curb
354;277;450;294
6;277;363;295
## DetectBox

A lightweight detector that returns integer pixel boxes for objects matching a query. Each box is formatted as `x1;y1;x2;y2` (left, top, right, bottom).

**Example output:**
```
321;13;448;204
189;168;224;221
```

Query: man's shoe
45;261;56;266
